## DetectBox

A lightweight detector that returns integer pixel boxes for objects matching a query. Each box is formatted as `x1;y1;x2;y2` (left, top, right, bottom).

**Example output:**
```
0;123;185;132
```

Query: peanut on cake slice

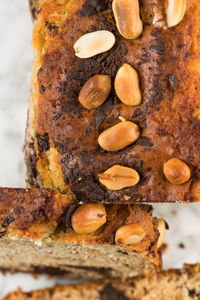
0;187;163;279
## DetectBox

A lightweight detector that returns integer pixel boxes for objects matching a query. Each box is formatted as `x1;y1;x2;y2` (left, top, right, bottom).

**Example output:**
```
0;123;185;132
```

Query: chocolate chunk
73;111;82;119
39;85;46;94
54;138;70;155
56;43;128;117
135;136;153;147
71;180;105;202
53;112;62;121
31;8;37;19
149;75;165;104
31;209;41;220
100;284;129;300
151;28;162;37
93;100;115;129
61;101;80;113
84;129;91;136
27;150;38;180
130;160;144;171
3;216;15;226
93;110;106;130
37;133;50;152
168;73;178;89
13;206;21;216
57;80;79;100
150;40;167;55
79;0;109;17
132;109;143;118
63;163;80;184
48;23;58;31
62;205;79;227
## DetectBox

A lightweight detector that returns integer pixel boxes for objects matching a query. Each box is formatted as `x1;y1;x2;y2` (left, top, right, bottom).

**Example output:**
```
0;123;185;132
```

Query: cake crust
0;187;161;278
25;0;200;203
0;187;73;229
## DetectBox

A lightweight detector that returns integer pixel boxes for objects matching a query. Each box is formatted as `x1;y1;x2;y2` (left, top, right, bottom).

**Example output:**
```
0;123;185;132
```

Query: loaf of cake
25;0;200;203
0;187;163;278
4;264;200;300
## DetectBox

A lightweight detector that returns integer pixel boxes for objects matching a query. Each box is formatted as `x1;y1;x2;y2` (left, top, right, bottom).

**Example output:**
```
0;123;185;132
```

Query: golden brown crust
4;264;200;300
0;188;161;278
0;187;160;260
0;187;74;229
26;0;200;203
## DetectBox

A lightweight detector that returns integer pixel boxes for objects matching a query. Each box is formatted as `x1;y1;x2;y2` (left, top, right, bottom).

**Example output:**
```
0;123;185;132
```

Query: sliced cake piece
3;264;200;300
25;0;200;203
0;187;163;279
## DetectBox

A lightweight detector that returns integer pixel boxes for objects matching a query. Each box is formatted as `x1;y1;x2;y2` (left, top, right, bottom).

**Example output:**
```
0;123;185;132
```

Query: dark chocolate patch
100;284;129;300
48;23;58;31
135;137;153;147
13;206;21;216
62;163;80;184
148;75;165;104
3;216;15;226
71;179;105;202
150;39;167;55
53;112;62;121
132;109;143;118
58;43;128;103
31;8;37;19
54;138;70;155
93;110;106;130
39;85;46;94
73;111;82;119
62;205;79;227
84;129;91;136
151;28;162;37
93;100;114;129
79;0;109;17
37;133;50;152
31;209;41;220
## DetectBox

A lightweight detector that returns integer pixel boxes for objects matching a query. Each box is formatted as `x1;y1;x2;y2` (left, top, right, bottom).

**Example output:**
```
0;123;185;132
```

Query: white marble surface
0;1;200;298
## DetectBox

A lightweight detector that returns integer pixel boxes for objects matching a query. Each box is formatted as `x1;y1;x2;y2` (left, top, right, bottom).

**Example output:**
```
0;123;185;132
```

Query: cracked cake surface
25;0;200;203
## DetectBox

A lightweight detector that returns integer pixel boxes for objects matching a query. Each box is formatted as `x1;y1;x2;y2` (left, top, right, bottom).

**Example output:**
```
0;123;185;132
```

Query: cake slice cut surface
0;187;162;279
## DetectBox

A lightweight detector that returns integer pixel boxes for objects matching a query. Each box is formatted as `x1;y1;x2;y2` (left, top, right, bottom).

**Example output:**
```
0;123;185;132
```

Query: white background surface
0;1;200;298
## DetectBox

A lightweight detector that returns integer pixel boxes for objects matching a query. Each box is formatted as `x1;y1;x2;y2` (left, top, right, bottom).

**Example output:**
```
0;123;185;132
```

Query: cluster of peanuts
71;0;187;248
71;203;166;249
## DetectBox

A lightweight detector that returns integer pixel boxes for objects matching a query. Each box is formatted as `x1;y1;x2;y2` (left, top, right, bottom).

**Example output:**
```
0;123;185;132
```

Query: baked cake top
27;0;200;203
